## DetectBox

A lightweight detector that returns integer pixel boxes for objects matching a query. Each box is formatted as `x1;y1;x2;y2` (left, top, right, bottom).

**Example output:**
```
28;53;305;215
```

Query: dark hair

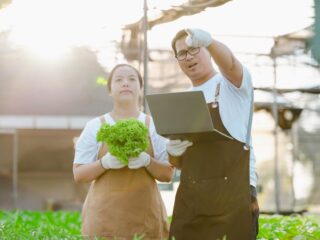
107;64;143;91
171;29;188;56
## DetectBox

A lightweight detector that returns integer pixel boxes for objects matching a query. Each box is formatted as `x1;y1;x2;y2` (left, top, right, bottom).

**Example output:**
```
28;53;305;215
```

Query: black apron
169;83;253;240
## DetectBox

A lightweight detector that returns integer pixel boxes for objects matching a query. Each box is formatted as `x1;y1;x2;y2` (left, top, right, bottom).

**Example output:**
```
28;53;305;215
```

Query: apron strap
214;83;221;103
244;89;254;151
145;115;155;157
99;115;106;124
97;115;108;159
145;114;151;129
212;82;253;151
211;82;221;108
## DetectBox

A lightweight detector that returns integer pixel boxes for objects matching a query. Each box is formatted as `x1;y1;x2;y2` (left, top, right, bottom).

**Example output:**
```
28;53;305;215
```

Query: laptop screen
146;91;215;135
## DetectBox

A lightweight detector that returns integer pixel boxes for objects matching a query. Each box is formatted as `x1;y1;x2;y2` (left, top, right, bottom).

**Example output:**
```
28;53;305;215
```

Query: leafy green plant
216;235;227;240
96;119;148;165
132;234;145;240
1;211;320;239
258;214;320;240
0;210;81;240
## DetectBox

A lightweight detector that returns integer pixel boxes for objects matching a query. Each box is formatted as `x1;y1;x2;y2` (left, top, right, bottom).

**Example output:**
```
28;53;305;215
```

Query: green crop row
0;211;319;240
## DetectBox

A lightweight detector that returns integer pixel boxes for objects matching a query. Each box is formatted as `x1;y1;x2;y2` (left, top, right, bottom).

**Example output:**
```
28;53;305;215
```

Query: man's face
175;37;213;84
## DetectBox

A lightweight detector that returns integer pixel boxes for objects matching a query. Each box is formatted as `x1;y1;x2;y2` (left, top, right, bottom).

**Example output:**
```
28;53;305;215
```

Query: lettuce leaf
96;119;149;165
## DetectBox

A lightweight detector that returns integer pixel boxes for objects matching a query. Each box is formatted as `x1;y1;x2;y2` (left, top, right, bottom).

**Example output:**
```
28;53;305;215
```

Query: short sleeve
223;65;253;98
148;117;169;163
73;118;101;164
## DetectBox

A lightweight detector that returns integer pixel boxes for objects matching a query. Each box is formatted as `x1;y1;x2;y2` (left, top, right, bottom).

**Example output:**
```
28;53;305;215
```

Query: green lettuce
96;118;149;165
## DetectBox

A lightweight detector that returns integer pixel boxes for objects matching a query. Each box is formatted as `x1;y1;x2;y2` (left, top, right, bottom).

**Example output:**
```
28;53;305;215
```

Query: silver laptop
146;91;233;142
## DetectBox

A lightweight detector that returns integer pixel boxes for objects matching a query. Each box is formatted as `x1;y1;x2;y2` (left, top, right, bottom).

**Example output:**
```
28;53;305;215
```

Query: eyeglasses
176;47;200;61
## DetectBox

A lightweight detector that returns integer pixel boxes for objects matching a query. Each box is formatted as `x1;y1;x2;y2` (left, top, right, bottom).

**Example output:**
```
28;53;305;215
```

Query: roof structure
125;0;231;31
270;26;314;57
121;0;231;61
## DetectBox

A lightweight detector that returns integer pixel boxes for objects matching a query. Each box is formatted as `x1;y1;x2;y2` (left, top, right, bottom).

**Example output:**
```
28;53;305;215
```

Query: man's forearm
207;39;243;87
168;155;182;169
145;157;175;182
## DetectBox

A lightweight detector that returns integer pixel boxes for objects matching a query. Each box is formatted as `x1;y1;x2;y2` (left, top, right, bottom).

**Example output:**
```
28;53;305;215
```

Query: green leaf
96;119;149;164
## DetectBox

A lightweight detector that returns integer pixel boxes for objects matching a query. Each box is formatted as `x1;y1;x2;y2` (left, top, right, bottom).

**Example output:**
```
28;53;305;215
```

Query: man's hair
107;64;143;92
171;29;188;56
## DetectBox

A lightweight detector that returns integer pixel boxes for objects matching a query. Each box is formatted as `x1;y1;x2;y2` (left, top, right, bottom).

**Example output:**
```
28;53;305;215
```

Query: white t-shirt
74;112;169;164
191;66;257;187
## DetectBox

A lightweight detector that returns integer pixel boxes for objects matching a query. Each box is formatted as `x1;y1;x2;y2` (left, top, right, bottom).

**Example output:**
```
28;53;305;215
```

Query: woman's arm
145;158;174;183
73;118;104;183
73;161;105;183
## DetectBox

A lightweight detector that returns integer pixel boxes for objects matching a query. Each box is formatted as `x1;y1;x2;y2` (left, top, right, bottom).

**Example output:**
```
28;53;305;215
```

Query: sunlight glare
0;0;315;63
1;0;145;60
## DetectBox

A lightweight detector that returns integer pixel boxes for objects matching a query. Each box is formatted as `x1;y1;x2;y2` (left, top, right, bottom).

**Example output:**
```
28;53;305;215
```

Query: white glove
166;139;193;157
185;28;213;48
100;152;126;170
128;152;151;169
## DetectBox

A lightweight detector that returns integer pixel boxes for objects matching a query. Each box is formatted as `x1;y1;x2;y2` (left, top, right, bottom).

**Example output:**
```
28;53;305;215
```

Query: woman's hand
73;153;125;183
128;152;151;169
101;152;126;169
128;152;174;182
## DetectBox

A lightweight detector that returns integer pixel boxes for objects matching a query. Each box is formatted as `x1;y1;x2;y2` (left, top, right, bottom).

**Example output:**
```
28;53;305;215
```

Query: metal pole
291;123;298;208
13;129;18;209
142;0;148;112
272;56;280;213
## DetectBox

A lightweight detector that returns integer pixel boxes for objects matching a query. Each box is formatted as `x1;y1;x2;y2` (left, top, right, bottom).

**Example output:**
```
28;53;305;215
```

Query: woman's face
109;66;141;103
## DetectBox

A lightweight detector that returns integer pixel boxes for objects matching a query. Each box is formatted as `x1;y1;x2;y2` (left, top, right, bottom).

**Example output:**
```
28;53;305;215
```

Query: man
166;28;259;240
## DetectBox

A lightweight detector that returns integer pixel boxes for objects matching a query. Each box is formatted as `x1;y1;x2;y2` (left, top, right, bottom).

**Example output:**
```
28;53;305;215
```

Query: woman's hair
171;29;188;57
107;64;143;92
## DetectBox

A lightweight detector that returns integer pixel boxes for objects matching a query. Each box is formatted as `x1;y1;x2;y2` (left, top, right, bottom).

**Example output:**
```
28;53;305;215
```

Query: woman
73;64;174;240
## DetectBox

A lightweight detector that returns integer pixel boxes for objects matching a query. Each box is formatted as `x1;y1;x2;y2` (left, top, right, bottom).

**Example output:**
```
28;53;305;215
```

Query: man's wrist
168;155;182;169
167;151;181;158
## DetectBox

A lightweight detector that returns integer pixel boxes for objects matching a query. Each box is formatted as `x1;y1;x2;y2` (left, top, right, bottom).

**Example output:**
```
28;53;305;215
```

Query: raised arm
185;28;243;88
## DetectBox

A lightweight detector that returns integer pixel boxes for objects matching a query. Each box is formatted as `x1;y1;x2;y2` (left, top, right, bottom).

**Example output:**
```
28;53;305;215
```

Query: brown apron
169;83;253;240
82;115;169;240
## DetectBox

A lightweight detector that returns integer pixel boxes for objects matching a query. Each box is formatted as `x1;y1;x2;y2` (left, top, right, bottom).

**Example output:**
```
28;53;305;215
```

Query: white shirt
74;112;169;164
191;66;257;187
